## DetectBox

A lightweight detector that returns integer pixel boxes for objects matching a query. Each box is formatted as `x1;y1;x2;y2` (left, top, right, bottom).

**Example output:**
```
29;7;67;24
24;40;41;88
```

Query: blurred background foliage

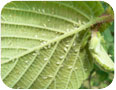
80;2;114;89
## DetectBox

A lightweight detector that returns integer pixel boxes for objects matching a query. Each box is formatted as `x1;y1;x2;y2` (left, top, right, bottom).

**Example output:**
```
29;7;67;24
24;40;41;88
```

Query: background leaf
1;1;109;89
80;2;114;89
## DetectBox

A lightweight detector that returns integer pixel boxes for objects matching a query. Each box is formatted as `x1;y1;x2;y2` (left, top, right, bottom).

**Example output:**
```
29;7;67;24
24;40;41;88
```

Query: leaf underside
1;1;104;89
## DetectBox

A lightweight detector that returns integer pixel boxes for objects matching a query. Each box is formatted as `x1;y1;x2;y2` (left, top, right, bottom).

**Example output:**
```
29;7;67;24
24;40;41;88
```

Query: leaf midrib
1;17;105;65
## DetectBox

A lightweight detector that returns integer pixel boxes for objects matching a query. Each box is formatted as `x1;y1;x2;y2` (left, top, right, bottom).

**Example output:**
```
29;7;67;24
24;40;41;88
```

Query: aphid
65;44;69;47
60;64;64;68
41;41;47;45
75;67;78;70
48;75;53;78
109;54;112;57
43;76;48;79
25;60;28;64
32;52;37;56
12;59;15;62
68;66;73;69
74;49;79;53
48;19;50;22
38;9;40;12
35;50;40;55
73;23;77;27
44;58;48;61
64;47;68;52
48;44;51;48
66;29;70;32
8;41;12;45
60;56;64;59
56;62;60;65
76;33;79;38
32;7;35;11
74;27;78;30
17;87;21;89
42;9;45;13
43;24;46;27
44;46;47;49
73;42;76;46
34;35;38;38
82;21;86;25
78;20;82;26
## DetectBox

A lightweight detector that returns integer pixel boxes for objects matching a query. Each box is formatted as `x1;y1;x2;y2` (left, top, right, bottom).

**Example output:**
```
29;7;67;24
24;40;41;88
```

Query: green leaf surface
1;1;104;89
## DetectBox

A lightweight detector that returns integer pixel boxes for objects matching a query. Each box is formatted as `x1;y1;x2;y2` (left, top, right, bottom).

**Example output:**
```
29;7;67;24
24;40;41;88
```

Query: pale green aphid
89;31;114;72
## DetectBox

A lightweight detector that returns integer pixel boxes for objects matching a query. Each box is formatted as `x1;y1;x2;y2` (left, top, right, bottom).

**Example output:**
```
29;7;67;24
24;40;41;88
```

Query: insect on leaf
89;32;114;72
